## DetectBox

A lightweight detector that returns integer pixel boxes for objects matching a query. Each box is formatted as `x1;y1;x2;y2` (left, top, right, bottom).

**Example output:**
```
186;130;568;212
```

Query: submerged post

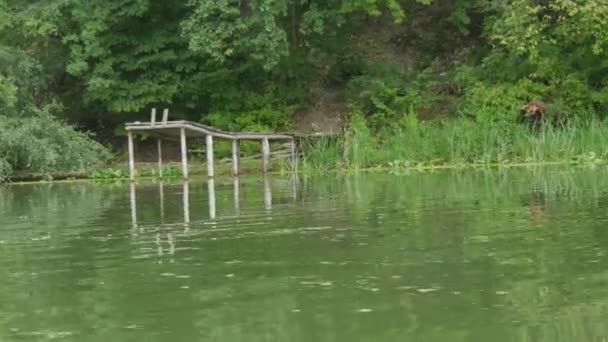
180;127;188;180
127;129;135;181
157;138;163;178
208;178;216;220
183;181;190;227
262;137;270;173
290;138;298;173
263;175;272;211
159;181;165;223
233;176;240;215
130;182;137;229
232;139;240;176
206;134;214;178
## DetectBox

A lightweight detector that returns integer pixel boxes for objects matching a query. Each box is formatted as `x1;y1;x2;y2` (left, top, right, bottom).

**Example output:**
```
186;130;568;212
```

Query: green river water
2;168;608;341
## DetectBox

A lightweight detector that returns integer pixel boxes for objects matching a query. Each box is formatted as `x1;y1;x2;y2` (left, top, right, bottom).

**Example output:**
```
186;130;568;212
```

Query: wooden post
208;178;216;220
183;181;190;225
180;127;188;180
232;139;240;176
262;137;270;173
206;134;214;178
150;108;157;126
157;138;163;178
233;176;240;215
127;130;135;181
162;108;169;123
263;175;272;211
130;182;137;229
159;181;165;223
290;139;298;172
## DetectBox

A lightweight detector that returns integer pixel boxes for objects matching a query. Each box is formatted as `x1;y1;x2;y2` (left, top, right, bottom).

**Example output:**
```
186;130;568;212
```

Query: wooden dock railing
125;108;318;180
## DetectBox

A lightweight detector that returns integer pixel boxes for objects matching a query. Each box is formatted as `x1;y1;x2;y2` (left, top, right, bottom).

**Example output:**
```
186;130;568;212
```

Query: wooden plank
180;127;189;179
126;121;297;141
126;122;233;139
127;130;135;181
232;139;240;176
232;134;294;141
262;137;270;173
206;134;214;178
126;120;337;141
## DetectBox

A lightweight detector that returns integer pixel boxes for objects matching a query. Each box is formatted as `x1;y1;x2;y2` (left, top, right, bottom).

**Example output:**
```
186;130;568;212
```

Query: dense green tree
3;0;608;180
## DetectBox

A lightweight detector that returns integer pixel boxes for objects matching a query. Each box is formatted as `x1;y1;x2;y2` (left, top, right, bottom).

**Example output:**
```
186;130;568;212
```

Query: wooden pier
125;108;310;180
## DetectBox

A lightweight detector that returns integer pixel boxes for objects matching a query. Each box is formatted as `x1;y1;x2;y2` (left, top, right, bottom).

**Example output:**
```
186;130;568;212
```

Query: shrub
0;110;110;180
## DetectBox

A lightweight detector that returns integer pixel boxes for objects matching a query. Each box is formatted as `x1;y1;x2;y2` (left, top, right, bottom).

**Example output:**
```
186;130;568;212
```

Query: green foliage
204;90;294;132
0;109;110;180
90;168;130;181
343;108;379;169
0;156;12;182
457;79;546;123
302;115;608;172
298;136;344;173
183;0;289;70
6;0;608;178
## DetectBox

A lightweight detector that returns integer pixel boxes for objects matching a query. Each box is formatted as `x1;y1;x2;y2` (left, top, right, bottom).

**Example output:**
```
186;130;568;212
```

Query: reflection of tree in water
0;182;127;339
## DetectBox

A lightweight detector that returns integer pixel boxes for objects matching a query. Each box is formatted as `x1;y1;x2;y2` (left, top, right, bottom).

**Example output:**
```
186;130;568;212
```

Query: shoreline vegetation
297;115;608;174
6;115;608;184
3;1;608;183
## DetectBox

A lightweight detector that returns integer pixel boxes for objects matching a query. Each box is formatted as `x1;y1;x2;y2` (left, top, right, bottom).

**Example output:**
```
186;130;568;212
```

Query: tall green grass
296;116;608;173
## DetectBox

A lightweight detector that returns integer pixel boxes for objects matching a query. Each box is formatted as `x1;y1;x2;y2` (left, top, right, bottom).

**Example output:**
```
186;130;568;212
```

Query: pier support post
183;181;190;226
127;130;135;181
262;137;270;173
130;182;137;229
150;108;157;126
162;108;169;123
208;179;216;220
290;139;298;173
206;134;214;178
180;127;188;180
233;176;240;215
159;181;165;223
263;175;272;211
232;139;240;176
157;138;163;178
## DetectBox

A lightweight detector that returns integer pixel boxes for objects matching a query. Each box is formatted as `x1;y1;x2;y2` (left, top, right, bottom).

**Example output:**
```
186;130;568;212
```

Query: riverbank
6;158;289;184
6;156;605;186
297;116;608;173
5;117;608;184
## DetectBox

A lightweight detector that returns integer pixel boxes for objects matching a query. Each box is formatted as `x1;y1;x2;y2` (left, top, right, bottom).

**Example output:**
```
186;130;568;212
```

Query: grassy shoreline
296;116;608;173
5;117;608;184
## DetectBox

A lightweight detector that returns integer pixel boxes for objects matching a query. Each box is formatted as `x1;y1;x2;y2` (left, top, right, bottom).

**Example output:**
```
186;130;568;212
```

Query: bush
0;156;12;182
0;110;110;180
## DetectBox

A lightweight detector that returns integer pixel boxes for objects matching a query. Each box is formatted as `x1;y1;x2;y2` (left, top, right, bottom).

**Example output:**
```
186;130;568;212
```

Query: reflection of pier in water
129;175;297;231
